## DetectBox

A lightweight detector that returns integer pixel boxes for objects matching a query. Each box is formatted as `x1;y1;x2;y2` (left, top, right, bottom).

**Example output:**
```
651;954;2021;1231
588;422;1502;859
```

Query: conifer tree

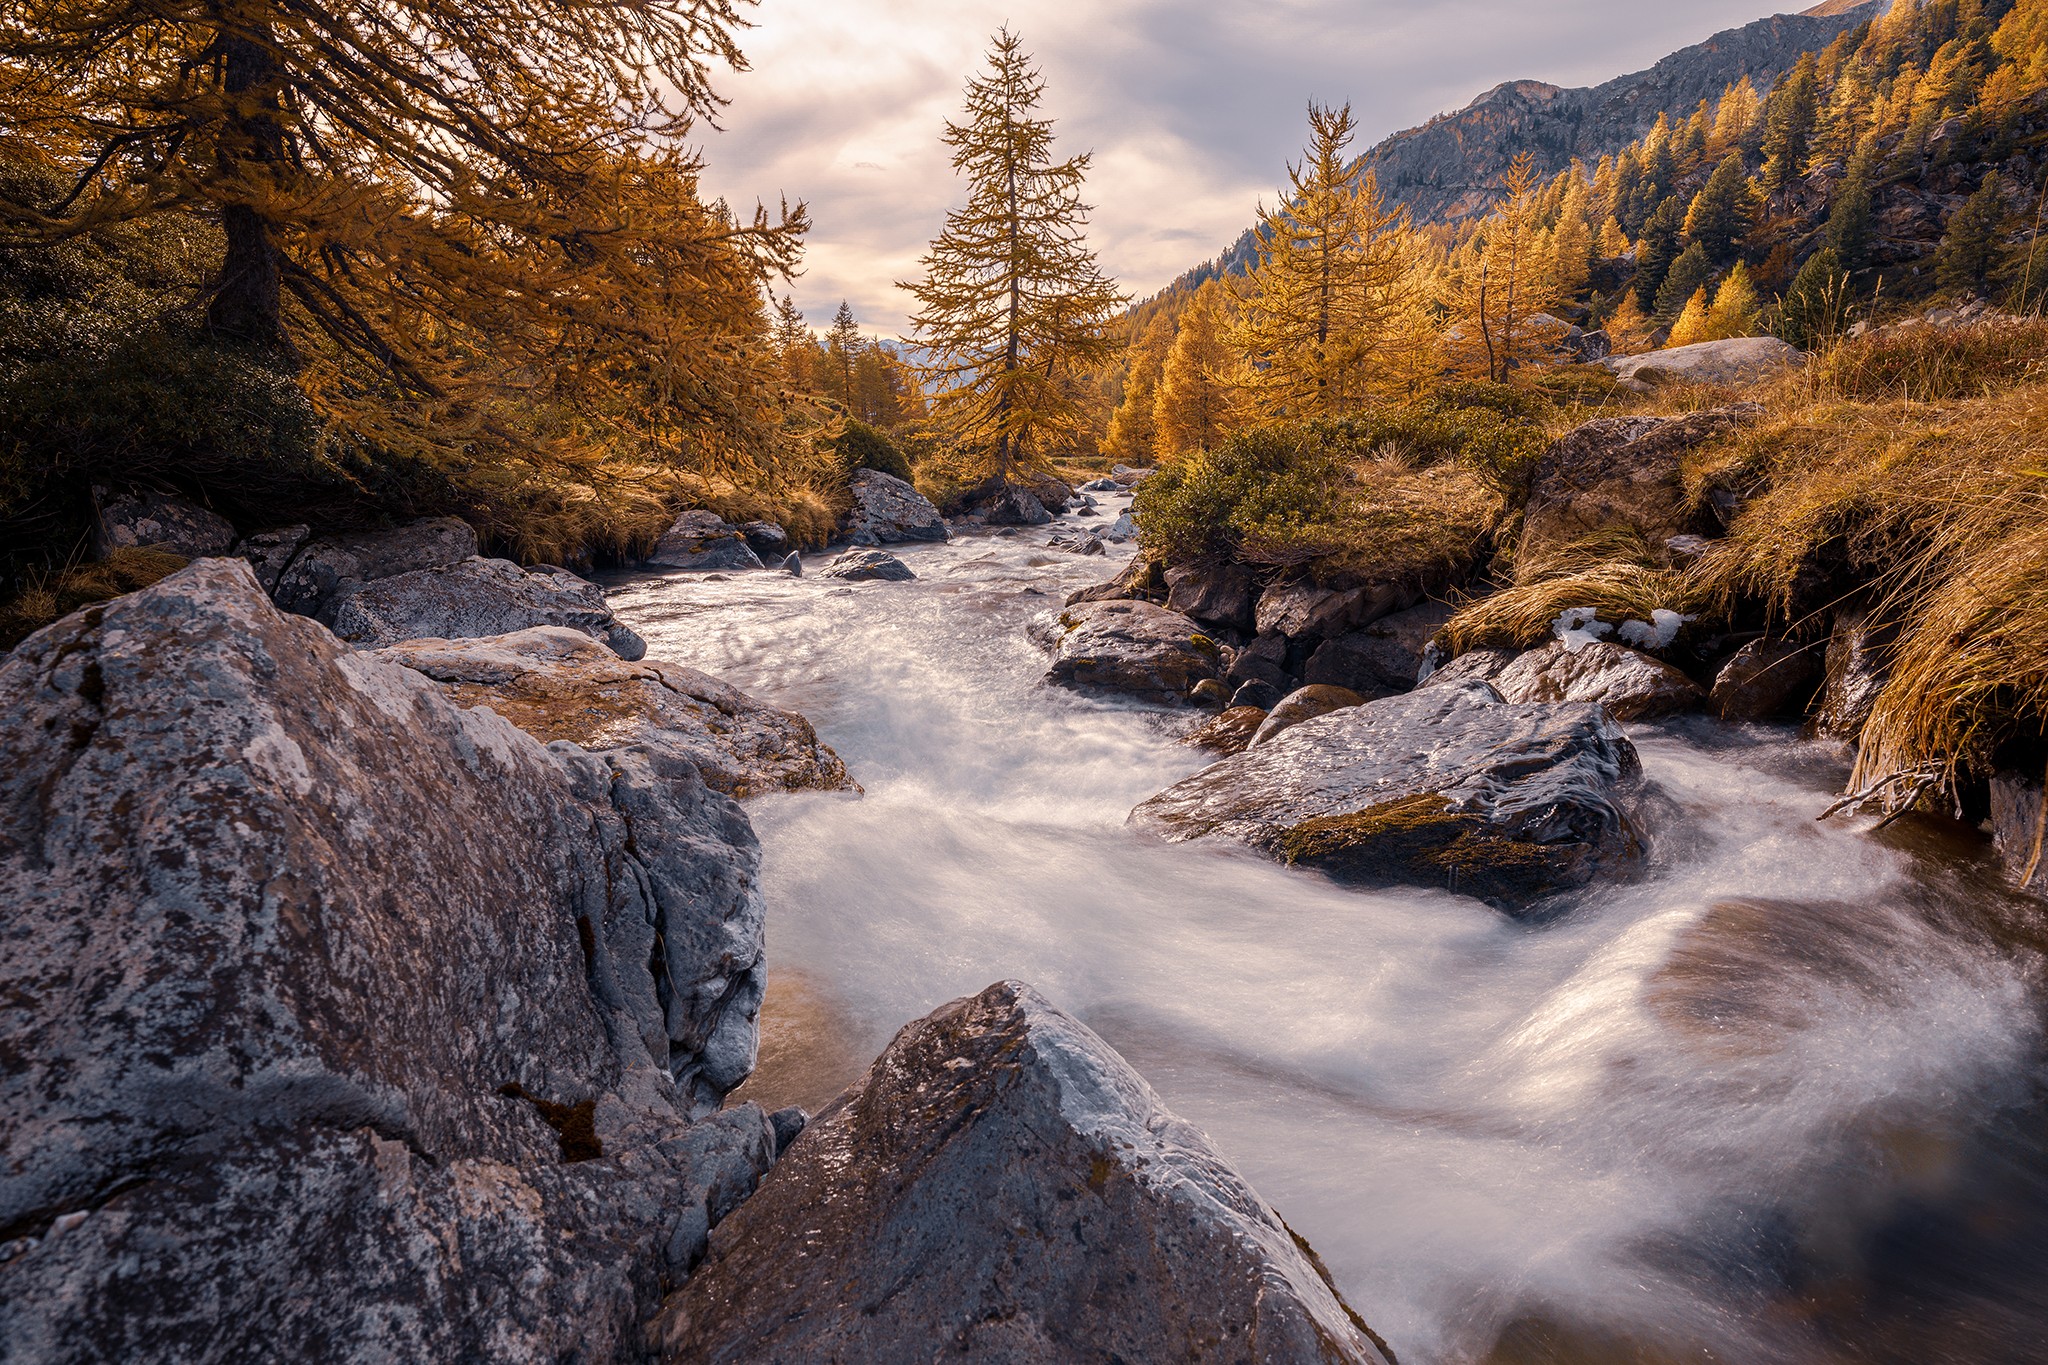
1598;217;1633;258
1780;247;1851;349
1655;242;1715;320
1826;142;1879;272
1153;283;1237;459
772;296;816;393
1635;197;1687;310
1603;291;1657;355
1708;78;1763;160
1552;174;1595;296
1935;171;2005;294
1667;287;1715;347
1762;54;1822;195
1683;154;1754;262
900;27;1124;480
827;302;863;406
1104;312;1176;465
1707;263;1762;339
1445;154;1560;382
1235;102;1410;416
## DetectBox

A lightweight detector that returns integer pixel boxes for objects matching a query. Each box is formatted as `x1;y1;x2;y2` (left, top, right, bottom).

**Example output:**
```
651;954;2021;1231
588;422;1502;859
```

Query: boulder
651;981;1392;1365
231;524;311;593
1493;640;1706;722
330;556;647;659
982;485;1053;527
1224;632;1295;694
1102;509;1140;543
1807;609;1889;742
778;551;803;577
1166;561;1257;632
1255;580;1416;642
373;627;855;799
0;560;775;1359
1131;680;1644;911
1230;679;1286;711
1518;407;1758;574
1305;602;1456;696
1015;469;1076;515
1111;463;1154;487
1079;477;1121;493
1709;639;1824;722
647;510;766;572
823;548;916;582
1989;771;2045;898
1602;336;1806;388
843;469;948;546
1185;706;1269;756
94;490;236;560
1250;685;1369;749
1419;647;1519;691
1046;530;1107;556
1067;555;1164;607
738;520;788;557
1037;600;1223;705
272;517;481;623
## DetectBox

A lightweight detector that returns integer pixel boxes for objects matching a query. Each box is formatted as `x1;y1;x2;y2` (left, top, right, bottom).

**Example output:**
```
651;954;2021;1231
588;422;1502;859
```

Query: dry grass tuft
0;545;190;648
1444;561;1693;653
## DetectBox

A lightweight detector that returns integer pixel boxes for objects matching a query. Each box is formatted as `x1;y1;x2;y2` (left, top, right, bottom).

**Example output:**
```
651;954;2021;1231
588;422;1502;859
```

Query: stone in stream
1034;599;1224;705
1807;607;1890;742
1186;705;1269;756
1493;640;1706;722
272;516;480;622
651;981;1395;1365
1231;679;1286;712
646;510;767;572
1419;647;1518;692
1066;553;1163;607
779;550;804;576
1046;529;1107;556
1250;685;1369;749
0;560;777;1360
1102;509;1140;543
373;626;856;799
738;520;788;557
1990;771;2045;898
330;554;648;659
1166;561;1258;633
1130;679;1644;911
1709;638;1824;722
823;548;916;582
844;468;949;546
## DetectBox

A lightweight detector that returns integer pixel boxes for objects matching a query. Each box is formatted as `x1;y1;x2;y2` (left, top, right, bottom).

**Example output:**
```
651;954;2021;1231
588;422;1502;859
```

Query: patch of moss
1281;794;1476;864
498;1082;603;1163
1283;794;1565;905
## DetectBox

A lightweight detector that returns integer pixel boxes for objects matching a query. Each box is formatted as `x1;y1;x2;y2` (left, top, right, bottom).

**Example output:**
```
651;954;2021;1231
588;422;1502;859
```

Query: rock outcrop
332;556;648;660
1305;603;1456;697
1709;638;1823;722
844;469;948;546
1603;337;1807;389
1036;600;1224;705
373;627;855;799
272;516;481;623
652;981;1393;1365
1131;679;1644;910
94;490;236;559
1493;640;1707;722
1167;562;1257;633
0;560;775;1360
646;511;766;572
1250;685;1368;749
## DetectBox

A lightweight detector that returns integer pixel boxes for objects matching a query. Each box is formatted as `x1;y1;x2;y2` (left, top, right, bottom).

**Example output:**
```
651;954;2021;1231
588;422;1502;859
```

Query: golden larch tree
1152;282;1237;460
1443;153;1561;382
1104;311;1177;465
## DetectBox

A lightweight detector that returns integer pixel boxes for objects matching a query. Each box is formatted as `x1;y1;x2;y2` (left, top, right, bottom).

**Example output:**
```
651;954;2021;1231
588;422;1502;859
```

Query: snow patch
1552;608;1614;654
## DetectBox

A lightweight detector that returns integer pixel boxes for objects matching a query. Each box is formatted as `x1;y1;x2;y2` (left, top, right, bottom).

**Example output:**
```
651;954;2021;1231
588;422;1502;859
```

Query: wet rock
330;556;647;660
231;524;312;593
1225;632;1295;694
1493;640;1707;721
1603;336;1806;389
1131;679;1643;911
1046;529;1106;556
1185;706;1269;756
651;981;1392;1365
779;551;803;577
844;469;948;546
739;520;788;557
272;517;481;623
1038;600;1223;705
982;485;1052;526
1015;469;1077;515
0;560;774;1359
647;510;766;572
823;548;916;582
1189;678;1233;709
1102;509;1140;543
1250;685;1369;749
1419;647;1518;691
1807;609;1889;743
1306;603;1456;696
1230;679;1286;712
1709;639;1823;722
1989;771;2045;898
1519;408;1759;573
374;627;856;799
93;489;236;560
1166;561;1257;632
1079;476;1121;492
1255;579;1417;642
1066;555;1163;607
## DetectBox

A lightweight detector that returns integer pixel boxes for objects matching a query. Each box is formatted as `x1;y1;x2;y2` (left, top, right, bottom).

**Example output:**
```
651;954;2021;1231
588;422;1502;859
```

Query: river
606;495;2048;1365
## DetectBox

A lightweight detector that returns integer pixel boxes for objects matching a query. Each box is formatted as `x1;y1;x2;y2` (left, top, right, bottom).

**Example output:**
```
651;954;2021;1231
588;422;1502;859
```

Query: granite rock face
1036;600;1224;705
844;469;948;546
652;981;1393;1365
93;490;236;559
1132;679;1644;910
272;517;481;623
1493;640;1707;722
332;555;648;660
0;561;774;1360
374;626;855;799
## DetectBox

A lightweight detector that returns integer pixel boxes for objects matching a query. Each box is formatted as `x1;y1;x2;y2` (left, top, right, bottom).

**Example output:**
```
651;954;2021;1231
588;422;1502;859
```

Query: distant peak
1471;80;1565;109
1802;0;1885;15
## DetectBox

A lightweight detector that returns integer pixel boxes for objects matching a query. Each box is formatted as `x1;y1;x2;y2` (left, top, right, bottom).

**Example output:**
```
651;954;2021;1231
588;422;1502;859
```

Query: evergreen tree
1552;174;1595;296
1104;312;1176;465
1153;284;1236;458
1935;171;2005;294
772;297;816;393
1780;247;1851;349
1235;102;1410;416
1762;54;1822;194
1655;242;1715;320
1683;153;1754;262
899;27;1125;479
1825;142;1879;272
1635;196;1687;310
826;301;863;406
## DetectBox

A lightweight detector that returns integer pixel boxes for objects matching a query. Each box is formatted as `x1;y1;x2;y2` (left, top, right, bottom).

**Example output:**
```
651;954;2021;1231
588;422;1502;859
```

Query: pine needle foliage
899;27;1126;480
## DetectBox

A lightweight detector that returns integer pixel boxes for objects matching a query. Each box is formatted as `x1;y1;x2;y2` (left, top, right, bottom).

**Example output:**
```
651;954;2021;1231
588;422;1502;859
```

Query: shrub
829;419;916;484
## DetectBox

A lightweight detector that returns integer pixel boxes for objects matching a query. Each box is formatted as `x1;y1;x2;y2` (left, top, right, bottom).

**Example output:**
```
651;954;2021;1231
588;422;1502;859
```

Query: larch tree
1706;263;1762;339
1104;311;1176;465
772;296;816;393
1234;102;1410;417
899;27;1125;481
1151;282;1236;459
1444;152;1559;382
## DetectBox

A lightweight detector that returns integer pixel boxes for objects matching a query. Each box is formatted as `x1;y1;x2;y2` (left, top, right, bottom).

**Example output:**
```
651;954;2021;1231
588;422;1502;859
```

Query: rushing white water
607;498;2048;1364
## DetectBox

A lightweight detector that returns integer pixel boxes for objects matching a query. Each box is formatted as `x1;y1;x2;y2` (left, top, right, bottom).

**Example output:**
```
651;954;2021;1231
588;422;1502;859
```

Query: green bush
1136;425;1346;566
1306;384;1550;503
830;418;916;484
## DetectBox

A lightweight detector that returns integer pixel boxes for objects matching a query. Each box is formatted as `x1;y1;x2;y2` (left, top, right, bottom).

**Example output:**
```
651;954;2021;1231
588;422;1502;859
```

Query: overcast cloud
695;1;1810;336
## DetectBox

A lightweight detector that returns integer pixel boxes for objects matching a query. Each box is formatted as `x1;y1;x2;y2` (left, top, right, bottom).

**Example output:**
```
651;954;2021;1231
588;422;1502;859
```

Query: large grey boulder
272;516;480;622
844;468;948;545
1166;561;1257;632
647;510;766;572
332;555;647;659
0;560;774;1360
374;627;856;800
93;489;236;559
1493;640;1707;722
1131;679;1644;911
652;981;1393;1365
1603;336;1806;389
1035;600;1224;705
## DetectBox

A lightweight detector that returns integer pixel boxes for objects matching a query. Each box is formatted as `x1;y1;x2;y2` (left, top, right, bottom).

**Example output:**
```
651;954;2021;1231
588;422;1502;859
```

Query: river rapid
606;497;2048;1365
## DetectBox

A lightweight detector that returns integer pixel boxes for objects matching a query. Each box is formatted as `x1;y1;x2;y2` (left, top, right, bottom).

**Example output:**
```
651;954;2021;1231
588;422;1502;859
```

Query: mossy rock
1282;794;1577;904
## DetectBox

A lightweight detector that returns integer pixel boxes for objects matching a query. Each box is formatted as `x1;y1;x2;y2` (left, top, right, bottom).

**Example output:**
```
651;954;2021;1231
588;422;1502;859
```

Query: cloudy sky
696;1;1809;336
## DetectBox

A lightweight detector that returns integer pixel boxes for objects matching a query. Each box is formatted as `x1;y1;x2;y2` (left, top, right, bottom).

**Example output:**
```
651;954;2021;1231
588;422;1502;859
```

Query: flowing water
606;499;2048;1365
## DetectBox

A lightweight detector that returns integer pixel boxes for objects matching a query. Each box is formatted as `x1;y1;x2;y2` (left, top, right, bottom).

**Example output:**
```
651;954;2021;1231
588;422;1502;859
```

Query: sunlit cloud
696;0;1804;336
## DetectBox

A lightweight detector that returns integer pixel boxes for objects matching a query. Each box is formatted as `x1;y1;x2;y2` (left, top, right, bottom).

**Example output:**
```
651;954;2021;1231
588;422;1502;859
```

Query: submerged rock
1131;680;1644;910
331;555;647;659
94;489;236;559
845;469;948;546
1047;529;1107;556
1037;600;1223;705
1493;640;1706;722
651;981;1393;1365
1710;639;1823;722
1250;684;1369;749
823;548;916;582
0;560;774;1359
374;627;855;799
647;510;766;572
272;516;480;622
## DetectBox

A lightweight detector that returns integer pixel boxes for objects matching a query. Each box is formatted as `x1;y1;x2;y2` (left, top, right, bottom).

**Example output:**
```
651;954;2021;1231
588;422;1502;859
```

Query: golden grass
0;545;189;648
1443;561;1693;653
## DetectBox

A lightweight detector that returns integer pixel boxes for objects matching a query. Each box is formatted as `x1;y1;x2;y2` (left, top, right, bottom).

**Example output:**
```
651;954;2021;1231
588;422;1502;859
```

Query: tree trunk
208;25;290;351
